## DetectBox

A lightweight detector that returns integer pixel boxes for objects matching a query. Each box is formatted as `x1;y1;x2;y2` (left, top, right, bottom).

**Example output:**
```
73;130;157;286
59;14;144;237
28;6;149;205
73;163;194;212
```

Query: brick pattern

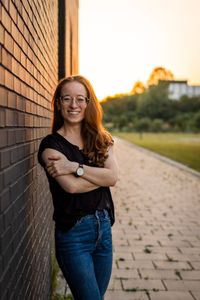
65;0;79;76
0;1;58;299
106;138;200;300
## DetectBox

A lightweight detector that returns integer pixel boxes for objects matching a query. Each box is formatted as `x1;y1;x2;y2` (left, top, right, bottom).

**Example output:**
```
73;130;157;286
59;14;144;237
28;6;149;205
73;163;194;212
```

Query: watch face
77;167;84;176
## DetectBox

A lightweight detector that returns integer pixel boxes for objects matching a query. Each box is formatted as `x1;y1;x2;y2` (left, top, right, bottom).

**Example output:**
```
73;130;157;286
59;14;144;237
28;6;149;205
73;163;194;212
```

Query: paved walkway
106;137;200;300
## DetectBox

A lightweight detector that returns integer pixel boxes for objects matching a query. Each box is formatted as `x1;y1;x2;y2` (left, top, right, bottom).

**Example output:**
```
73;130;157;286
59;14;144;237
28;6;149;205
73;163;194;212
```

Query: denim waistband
80;209;109;222
95;209;109;217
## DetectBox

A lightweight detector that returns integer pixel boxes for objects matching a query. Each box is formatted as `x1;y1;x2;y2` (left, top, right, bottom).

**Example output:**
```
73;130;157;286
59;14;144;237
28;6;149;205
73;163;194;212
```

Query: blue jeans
55;210;113;300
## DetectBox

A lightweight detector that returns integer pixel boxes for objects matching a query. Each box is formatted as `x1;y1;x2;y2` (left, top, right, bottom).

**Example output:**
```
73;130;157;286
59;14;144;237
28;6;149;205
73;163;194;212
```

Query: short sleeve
37;134;62;167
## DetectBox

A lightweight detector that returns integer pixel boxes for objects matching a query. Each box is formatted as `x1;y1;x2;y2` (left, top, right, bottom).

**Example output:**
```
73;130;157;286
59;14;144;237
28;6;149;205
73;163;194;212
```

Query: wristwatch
75;163;84;177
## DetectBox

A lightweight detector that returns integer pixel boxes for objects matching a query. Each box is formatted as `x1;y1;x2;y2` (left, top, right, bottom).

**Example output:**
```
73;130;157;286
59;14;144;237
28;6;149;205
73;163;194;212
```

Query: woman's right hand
43;149;78;177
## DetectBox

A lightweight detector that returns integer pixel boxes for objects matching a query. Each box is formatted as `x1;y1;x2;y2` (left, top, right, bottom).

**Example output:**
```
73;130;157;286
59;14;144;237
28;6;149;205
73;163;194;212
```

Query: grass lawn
114;132;200;172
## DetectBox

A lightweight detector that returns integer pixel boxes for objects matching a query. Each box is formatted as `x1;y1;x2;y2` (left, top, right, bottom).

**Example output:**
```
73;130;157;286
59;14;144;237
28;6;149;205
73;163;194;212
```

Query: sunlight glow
79;0;200;100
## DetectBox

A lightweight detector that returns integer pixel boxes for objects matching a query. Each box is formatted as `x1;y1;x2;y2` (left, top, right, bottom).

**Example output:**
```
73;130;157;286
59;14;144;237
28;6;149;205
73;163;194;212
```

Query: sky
79;0;200;100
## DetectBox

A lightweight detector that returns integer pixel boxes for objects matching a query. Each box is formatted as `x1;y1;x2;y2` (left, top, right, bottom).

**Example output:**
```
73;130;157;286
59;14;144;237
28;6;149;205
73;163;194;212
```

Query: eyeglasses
59;95;89;106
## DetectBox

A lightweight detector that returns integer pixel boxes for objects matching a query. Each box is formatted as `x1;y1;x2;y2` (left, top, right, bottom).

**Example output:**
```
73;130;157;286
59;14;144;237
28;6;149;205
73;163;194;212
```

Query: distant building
166;80;200;100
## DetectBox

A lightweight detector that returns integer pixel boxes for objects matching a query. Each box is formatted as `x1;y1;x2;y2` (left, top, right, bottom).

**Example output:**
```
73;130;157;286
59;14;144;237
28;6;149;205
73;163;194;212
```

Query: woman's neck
57;124;83;149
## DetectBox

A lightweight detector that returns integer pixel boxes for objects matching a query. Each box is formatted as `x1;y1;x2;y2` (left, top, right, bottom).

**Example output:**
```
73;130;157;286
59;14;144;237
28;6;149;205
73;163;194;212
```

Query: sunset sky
79;0;200;100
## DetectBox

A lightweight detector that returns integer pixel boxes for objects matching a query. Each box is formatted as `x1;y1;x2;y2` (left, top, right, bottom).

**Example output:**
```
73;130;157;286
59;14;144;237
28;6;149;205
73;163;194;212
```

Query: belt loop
95;210;99;220
103;208;108;218
94;210;101;245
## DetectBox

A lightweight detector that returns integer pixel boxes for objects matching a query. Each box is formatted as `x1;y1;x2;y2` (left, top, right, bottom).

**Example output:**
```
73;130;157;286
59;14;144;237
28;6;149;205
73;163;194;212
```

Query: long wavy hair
52;75;113;167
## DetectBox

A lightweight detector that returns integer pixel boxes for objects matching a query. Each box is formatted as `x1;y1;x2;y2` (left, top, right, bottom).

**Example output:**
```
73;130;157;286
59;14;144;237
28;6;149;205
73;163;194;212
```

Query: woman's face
58;81;88;125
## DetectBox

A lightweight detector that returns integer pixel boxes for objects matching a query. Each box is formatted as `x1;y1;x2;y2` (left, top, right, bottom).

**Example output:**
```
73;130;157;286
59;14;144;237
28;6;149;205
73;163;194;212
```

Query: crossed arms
41;146;119;194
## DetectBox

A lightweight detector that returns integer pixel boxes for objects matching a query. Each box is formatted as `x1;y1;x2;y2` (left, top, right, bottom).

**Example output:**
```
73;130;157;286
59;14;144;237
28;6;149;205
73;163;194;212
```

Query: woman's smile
67;110;81;115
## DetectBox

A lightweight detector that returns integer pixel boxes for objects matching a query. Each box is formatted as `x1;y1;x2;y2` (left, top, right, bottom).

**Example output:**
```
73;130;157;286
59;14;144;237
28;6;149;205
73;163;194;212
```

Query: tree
131;81;146;94
175;96;200;113
150;119;164;132
137;82;176;120
147;66;174;86
192;112;200;131
102;94;138;126
134;117;152;133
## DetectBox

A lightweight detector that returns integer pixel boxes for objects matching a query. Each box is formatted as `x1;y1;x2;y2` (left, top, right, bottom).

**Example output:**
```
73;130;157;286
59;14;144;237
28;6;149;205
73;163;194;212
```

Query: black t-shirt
38;132;115;231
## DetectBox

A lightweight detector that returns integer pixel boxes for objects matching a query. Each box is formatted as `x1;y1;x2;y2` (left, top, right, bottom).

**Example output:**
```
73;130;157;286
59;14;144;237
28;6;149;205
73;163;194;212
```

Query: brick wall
59;0;79;78
66;0;79;76
0;1;79;299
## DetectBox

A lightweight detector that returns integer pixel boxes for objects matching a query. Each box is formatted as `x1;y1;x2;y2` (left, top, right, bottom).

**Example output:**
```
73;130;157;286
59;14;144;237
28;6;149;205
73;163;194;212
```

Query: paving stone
146;246;181;254
113;238;129;246
123;234;144;240
191;291;200;300
113;251;134;260
105;291;149;300
180;247;200;254
128;239;161;246
189;261;200;270
122;279;165;291
117;259;155;270
149;291;194;300
153;261;191;270
159;240;192;247
133;253;167;261
140;269;178;280
125;245;155;253
164;280;200;291
180;270;200;280
112;268;140;279
107;278;122;290
164;253;200;262
170;235;200;243
113;245;138;253
191;241;200;247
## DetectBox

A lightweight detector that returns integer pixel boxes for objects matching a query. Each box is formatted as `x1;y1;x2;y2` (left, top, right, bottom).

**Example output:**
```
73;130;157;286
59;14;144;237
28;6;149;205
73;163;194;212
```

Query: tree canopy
101;66;200;132
101;82;200;132
147;66;174;86
131;81;146;94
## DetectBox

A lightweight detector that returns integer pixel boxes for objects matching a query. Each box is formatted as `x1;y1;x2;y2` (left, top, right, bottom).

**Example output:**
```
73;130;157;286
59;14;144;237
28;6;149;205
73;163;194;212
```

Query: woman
38;75;118;300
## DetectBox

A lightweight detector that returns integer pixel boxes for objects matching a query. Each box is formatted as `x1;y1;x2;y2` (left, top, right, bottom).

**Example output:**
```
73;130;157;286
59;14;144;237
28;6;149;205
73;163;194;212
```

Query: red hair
52;75;113;166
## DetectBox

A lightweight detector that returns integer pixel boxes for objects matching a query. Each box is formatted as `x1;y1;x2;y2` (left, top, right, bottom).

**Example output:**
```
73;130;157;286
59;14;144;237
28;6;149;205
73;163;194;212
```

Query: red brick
13;76;21;94
11;21;19;43
0;86;8;107
17;13;24;34
0;65;5;85
16;95;25;111
9;1;17;24
14;0;22;15
1;0;9;11
0;3;2;23
2;47;12;70
2;6;12;32
0;44;2;64
0;23;4;44
13;41;21;61
7;91;16;109
5;70;14;90
0;108;5;128
22;6;29;25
